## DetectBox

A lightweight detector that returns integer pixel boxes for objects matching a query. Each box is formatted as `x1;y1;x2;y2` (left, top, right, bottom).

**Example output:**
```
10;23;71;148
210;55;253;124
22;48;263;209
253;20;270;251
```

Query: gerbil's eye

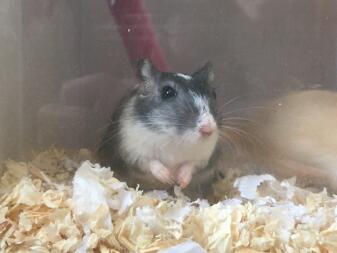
161;86;177;99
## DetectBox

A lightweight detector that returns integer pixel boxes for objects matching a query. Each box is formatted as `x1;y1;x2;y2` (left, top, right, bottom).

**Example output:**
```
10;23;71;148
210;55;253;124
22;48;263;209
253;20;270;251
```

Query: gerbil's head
132;58;218;143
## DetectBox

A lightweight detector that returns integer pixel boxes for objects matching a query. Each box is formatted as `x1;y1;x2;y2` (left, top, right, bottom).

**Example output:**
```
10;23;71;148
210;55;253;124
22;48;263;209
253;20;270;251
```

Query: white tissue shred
234;174;275;199
72;161;113;219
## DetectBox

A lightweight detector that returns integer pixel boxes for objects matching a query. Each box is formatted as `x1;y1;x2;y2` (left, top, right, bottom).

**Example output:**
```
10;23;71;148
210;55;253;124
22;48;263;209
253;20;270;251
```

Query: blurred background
0;0;336;162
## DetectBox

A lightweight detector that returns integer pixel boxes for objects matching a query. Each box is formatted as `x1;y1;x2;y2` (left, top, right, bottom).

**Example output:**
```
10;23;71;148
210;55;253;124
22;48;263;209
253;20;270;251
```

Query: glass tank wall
0;0;336;162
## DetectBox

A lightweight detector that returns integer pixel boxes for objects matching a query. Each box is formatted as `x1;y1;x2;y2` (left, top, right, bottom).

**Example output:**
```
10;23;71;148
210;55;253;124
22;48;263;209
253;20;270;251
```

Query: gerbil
97;59;222;198
248;89;337;191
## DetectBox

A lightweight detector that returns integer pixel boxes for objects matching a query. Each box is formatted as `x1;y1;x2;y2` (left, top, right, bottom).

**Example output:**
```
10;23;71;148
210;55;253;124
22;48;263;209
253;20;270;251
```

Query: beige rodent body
247;90;337;191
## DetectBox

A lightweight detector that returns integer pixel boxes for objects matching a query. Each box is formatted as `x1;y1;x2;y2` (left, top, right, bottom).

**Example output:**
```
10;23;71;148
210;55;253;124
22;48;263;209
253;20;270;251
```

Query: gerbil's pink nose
199;123;214;137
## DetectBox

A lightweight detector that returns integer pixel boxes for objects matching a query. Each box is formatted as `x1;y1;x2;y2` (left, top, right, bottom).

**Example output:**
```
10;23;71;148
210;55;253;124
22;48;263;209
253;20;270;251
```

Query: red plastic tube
107;0;170;72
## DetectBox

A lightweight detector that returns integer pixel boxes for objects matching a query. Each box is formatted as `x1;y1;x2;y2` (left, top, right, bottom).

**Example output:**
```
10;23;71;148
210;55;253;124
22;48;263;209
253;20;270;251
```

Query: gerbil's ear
192;62;214;84
136;58;160;95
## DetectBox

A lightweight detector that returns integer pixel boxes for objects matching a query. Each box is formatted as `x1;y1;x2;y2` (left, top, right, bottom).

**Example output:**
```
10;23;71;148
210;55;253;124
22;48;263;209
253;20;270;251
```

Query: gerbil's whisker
218;132;239;155
219;105;274;116
98;128;120;145
218;95;244;111
220;117;260;125
220;125;254;140
221;116;254;121
219;124;264;151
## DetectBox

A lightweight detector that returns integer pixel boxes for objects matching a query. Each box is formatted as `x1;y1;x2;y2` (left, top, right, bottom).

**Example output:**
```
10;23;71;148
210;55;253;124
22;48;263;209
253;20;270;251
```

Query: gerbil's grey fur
97;59;221;199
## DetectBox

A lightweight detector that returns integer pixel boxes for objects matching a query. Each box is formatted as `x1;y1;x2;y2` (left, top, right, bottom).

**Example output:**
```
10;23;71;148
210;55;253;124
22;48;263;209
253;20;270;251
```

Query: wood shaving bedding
0;149;337;253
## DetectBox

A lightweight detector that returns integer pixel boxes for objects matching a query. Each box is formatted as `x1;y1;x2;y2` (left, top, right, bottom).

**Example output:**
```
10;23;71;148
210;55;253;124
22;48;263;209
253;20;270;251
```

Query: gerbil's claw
149;160;174;185
177;163;194;189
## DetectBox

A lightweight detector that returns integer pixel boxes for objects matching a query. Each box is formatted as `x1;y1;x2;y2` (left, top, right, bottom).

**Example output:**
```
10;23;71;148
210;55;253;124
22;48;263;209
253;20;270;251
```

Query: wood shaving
0;149;337;252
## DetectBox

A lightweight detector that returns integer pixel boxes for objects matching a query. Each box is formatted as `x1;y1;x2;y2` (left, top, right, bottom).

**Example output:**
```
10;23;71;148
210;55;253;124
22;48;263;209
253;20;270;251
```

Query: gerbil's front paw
176;163;195;189
149;160;174;185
